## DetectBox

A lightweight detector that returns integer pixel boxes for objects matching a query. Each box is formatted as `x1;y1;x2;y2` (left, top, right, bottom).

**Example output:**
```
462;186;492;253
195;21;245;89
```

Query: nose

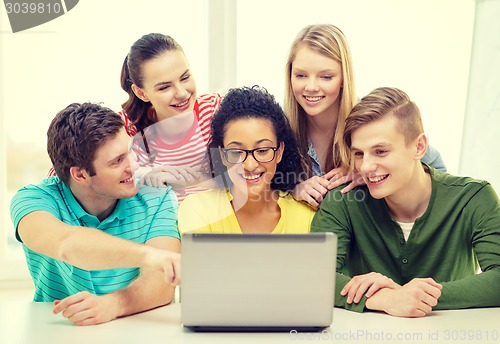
359;154;376;175
242;152;259;171
305;78;319;92
127;152;140;173
175;84;188;99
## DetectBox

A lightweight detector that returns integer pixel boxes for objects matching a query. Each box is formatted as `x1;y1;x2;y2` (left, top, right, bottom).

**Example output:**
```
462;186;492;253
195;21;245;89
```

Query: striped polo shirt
10;176;179;302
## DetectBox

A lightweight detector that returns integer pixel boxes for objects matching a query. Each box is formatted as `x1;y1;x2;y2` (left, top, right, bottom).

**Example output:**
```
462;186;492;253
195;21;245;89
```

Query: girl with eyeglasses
178;86;315;234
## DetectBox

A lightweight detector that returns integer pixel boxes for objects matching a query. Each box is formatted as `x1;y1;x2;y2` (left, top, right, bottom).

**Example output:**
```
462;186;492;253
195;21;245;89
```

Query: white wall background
460;0;500;192
235;0;475;175
0;0;483;283
1;0;474;175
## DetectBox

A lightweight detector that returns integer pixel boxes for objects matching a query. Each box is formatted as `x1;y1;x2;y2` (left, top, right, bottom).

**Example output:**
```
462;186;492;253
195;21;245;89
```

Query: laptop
181;232;337;331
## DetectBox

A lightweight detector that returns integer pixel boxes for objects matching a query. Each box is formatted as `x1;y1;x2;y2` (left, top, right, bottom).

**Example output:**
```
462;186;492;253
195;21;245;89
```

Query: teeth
243;174;260;180
173;99;189;107
369;175;387;183
304;96;323;102
121;177;133;183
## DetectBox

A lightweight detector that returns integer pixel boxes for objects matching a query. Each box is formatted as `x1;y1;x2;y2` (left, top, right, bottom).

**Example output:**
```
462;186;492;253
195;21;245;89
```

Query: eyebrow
351;143;392;151
107;153;126;165
292;67;338;73
153;69;190;88
226;138;275;147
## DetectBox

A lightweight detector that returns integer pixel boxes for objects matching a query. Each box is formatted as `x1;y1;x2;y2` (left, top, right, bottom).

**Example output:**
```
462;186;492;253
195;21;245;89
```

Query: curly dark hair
208;86;304;192
47;102;124;185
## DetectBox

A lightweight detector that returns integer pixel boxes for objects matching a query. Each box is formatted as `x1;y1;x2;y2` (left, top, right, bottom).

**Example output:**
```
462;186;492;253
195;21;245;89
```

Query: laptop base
184;325;329;333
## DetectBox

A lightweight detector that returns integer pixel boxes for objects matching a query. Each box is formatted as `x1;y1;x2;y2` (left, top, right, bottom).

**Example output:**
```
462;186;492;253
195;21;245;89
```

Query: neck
69;183;117;221
307;111;338;136
154;111;195;144
385;164;432;223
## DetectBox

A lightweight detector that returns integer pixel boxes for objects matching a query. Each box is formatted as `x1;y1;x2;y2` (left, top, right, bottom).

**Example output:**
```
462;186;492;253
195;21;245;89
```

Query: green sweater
311;166;500;312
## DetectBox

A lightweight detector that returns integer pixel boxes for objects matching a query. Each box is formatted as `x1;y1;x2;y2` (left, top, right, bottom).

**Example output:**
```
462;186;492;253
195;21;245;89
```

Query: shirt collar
60;181;126;223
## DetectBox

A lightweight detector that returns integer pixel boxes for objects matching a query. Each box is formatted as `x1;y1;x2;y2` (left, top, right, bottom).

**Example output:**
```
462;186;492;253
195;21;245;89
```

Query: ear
131;84;150;102
414;133;427;160
275;141;285;164
69;166;90;184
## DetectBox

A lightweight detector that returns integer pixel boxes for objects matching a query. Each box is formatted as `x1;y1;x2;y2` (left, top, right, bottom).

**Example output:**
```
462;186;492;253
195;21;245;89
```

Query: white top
397;220;414;241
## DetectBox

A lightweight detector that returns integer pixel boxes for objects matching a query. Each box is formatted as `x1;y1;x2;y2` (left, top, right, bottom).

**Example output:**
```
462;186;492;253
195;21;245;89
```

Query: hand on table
365;278;443;317
341;272;400;304
53;291;119;326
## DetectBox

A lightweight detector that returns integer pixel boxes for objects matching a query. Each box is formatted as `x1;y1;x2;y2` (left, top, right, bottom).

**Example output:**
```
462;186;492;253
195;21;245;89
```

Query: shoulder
11;177;66;230
430;167;491;195
323;183;371;206
278;191;316;215
180;188;226;209
131;184;178;210
195;93;223;119
196;93;223;106
12;177;63;201
429;167;499;214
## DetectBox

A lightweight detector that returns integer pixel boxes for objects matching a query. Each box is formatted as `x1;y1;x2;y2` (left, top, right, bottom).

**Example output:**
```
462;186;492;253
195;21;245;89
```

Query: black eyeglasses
221;146;279;164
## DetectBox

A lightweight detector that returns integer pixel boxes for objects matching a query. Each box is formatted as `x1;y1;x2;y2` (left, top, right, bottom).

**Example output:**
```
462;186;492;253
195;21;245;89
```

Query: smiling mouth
368;175;389;183
304;96;324;102
172;98;190;108
120;177;134;183
242;173;263;181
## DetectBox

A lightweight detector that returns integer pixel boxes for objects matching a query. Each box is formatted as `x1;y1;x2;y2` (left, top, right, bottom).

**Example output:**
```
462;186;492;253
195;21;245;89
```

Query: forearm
111;236;180;316
19;211;156;271
107;268;175;318
58;228;154;270
334;273;366;312
436;269;500;310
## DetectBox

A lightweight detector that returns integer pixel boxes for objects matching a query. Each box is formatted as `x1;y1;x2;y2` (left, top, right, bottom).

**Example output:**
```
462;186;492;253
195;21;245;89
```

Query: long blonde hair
284;24;356;178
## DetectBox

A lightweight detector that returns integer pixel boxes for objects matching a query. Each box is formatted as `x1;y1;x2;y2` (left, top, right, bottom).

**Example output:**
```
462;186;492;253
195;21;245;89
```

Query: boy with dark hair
11;102;180;325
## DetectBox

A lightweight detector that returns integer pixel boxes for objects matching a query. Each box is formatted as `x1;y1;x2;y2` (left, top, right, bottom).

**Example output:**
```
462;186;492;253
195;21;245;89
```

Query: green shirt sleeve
437;183;500;309
311;188;366;312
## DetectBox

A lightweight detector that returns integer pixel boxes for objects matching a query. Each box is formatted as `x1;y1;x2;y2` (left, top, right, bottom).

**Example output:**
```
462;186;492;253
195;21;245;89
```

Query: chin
366;187;389;200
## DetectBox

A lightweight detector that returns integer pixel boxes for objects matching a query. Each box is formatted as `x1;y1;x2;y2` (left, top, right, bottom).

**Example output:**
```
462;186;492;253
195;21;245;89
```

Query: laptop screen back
181;233;337;330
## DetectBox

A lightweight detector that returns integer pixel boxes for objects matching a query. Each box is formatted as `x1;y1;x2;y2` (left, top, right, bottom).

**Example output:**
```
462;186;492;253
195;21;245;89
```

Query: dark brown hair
121;33;183;132
47;102;124;184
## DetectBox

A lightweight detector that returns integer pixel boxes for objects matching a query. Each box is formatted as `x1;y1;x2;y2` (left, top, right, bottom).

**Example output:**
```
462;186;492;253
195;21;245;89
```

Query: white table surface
0;302;499;344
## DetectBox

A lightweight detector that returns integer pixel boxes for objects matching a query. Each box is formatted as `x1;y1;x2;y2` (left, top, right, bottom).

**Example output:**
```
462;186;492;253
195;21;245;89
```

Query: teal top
10;176;179;301
311;166;500;312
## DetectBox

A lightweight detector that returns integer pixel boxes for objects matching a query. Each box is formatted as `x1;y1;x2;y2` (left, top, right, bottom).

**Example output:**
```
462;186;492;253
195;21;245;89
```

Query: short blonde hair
344;87;424;151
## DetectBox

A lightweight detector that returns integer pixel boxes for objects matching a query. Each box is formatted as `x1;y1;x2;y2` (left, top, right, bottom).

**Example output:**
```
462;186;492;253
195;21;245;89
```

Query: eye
181;74;191;82
112;156;125;166
375;149;388;155
353;151;363;158
294;73;306;79
158;85;171;91
255;148;271;155
225;149;245;163
228;150;243;157
320;75;333;80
